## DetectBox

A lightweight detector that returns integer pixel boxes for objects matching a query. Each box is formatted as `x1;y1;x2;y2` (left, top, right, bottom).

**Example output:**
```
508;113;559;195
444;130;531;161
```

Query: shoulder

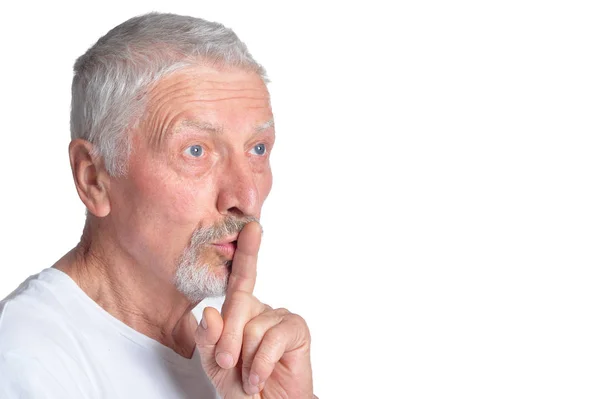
0;308;95;398
0;269;71;349
0;269;96;397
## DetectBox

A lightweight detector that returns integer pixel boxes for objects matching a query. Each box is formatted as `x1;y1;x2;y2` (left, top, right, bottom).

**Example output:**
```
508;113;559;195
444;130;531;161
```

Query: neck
53;220;199;359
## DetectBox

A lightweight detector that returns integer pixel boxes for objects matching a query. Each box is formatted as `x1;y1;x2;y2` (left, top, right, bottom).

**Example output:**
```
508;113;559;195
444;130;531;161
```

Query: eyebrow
255;119;275;133
174;118;274;135
177;120;224;134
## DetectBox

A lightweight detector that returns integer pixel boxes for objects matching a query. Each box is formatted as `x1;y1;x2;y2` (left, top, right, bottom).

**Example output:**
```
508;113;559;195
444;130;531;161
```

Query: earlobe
69;139;111;217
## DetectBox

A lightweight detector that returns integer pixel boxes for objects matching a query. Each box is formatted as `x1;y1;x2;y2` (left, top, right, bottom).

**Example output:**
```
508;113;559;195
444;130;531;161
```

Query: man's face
107;65;274;301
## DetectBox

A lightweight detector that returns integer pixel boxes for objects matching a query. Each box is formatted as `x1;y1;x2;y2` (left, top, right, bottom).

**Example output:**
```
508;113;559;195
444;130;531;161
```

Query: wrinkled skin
67;64;314;398
134;65;316;398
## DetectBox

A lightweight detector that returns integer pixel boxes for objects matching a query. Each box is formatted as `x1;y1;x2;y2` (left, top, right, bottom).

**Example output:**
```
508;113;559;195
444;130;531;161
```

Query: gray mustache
188;215;260;248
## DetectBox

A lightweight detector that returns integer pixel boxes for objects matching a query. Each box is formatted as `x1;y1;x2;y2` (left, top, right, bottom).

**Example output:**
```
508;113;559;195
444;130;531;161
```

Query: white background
1;1;599;398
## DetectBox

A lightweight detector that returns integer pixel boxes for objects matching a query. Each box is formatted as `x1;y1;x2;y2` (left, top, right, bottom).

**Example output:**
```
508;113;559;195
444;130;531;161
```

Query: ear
69;139;111;217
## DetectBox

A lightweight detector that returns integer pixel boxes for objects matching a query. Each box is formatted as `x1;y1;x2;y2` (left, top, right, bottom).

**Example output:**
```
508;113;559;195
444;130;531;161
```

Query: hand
195;222;314;398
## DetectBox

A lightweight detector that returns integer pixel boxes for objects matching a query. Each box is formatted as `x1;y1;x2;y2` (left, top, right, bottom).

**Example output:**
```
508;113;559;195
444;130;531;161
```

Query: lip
213;234;239;246
212;236;238;259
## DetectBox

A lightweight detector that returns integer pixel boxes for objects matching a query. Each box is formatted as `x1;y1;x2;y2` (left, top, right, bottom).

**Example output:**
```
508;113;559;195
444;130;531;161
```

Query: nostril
226;207;245;218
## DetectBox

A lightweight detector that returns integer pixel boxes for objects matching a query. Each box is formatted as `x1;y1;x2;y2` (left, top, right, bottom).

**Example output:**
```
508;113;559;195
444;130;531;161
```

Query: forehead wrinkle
142;72;271;148
190;85;267;92
146;105;181;150
186;95;269;103
145;80;201;149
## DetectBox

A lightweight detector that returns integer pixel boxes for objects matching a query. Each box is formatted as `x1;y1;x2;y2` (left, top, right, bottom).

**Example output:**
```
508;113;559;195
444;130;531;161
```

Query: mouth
212;238;238;260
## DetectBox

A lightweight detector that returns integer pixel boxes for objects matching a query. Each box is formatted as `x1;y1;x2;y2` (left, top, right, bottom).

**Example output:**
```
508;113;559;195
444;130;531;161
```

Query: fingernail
200;317;207;330
216;352;233;369
249;372;260;386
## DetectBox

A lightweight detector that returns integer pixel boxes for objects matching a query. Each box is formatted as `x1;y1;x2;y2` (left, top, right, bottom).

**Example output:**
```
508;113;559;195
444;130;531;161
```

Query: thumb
195;306;224;378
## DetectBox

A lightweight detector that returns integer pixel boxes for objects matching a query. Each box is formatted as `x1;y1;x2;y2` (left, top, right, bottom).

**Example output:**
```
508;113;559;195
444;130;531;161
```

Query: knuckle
284;313;311;344
263;328;286;349
262;303;273;312
287;312;307;327
274;307;290;315
243;321;265;341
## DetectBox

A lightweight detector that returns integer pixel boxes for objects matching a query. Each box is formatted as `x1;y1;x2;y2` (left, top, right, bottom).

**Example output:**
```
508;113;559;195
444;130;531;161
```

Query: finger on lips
226;221;262;296
213;221;263;369
198;220;308;394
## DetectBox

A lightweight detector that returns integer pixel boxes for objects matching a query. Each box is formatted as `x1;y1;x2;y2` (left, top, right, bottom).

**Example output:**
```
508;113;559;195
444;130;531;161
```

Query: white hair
70;12;268;176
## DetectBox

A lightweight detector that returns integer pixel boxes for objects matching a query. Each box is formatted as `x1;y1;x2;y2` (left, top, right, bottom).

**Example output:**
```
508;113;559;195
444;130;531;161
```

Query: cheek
153;186;213;229
157;181;202;221
127;162;208;225
113;175;216;267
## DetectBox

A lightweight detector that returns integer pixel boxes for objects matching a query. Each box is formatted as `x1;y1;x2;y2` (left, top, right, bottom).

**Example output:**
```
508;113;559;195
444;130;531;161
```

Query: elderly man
0;12;315;399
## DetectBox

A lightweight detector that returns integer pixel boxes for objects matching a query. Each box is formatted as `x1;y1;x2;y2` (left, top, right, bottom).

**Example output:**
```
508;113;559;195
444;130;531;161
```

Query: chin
173;258;230;303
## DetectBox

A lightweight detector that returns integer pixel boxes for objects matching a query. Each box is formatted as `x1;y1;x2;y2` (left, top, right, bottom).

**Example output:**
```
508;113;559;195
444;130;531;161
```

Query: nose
216;154;260;218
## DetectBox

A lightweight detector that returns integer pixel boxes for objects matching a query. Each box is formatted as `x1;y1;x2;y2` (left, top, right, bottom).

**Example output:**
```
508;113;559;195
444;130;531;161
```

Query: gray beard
173;215;259;303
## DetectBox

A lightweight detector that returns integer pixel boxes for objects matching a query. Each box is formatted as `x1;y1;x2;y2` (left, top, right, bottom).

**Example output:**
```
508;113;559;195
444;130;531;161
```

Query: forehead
143;65;273;145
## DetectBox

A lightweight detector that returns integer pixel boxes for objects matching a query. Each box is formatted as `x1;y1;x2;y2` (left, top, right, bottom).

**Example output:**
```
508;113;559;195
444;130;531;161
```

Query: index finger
226;221;262;296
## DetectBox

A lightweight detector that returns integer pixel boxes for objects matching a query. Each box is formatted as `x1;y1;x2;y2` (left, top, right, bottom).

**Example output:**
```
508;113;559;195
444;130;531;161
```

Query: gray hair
70;12;267;176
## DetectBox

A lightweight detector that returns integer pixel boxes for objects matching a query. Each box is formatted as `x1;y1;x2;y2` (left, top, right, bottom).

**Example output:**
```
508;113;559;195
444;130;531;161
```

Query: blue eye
185;145;204;157
251;143;267;156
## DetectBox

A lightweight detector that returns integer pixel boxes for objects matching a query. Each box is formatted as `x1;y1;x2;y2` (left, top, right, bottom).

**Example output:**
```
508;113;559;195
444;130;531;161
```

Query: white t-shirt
0;268;221;399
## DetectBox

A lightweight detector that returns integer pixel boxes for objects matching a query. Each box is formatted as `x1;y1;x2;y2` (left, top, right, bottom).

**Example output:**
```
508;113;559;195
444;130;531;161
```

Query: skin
54;65;315;397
